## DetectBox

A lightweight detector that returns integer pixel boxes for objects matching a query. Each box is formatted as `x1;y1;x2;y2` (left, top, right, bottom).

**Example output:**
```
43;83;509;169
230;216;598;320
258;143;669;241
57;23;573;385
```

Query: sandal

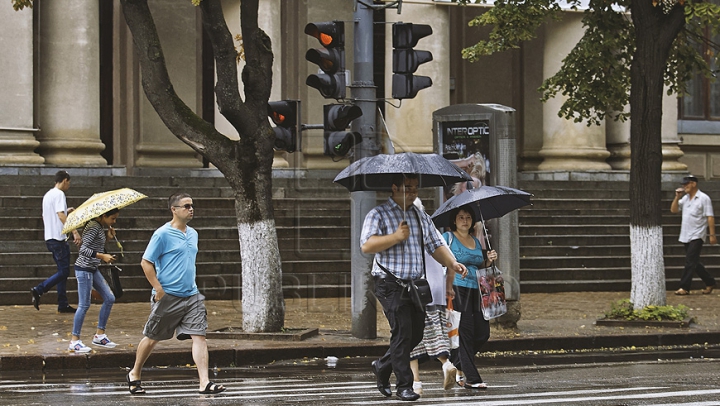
199;381;226;394
126;372;146;395
465;382;488;390
674;288;690;295
456;372;466;387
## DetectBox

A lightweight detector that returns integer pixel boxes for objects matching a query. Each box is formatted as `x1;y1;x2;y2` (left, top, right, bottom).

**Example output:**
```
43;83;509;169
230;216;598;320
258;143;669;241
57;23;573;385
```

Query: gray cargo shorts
142;292;207;341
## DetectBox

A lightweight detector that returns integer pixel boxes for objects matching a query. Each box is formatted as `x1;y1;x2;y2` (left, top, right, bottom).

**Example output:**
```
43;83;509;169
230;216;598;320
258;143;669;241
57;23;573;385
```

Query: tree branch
240;0;273;111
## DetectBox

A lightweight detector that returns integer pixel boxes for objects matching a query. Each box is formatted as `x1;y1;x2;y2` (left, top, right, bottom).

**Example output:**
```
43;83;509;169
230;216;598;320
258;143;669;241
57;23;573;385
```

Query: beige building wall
134;0;202;168
385;5;451;154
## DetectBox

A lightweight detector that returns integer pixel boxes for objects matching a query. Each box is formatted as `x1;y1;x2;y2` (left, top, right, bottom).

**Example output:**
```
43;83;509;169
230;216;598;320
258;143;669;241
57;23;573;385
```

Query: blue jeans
72;266;115;337
35;239;71;309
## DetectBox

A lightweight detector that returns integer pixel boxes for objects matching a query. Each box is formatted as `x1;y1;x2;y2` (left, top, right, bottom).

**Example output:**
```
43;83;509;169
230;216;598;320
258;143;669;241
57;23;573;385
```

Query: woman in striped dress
68;208;120;353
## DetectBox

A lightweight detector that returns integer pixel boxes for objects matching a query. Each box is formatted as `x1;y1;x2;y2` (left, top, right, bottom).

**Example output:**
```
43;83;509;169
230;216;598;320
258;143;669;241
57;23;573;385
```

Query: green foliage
11;0;32;11
461;0;563;63
453;0;720;126
604;299;689;321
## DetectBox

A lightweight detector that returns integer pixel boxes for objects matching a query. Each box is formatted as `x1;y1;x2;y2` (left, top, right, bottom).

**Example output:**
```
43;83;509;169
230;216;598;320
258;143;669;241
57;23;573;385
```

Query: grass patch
604;299;689;321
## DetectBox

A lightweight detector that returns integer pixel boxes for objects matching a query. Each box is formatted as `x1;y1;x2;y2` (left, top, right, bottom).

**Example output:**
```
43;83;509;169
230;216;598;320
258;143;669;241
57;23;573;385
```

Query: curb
2;331;719;372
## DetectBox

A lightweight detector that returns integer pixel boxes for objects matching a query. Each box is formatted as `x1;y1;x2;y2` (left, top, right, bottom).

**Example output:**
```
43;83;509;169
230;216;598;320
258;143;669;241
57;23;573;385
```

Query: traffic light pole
350;1;379;339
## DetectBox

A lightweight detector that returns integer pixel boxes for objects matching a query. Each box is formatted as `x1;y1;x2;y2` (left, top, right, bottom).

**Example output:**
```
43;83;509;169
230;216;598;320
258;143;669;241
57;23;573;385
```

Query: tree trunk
628;1;685;309
121;0;284;332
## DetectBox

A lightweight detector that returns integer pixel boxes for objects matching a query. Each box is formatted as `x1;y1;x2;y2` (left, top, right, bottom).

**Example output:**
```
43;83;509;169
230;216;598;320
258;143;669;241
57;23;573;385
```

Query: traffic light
268;100;300;153
391;22;433;100
323;104;362;157
305;21;346;99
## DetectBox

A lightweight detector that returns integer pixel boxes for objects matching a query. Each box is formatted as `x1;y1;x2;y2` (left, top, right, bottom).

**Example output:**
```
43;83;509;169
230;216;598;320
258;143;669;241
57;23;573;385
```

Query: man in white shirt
670;175;717;295
31;170;82;312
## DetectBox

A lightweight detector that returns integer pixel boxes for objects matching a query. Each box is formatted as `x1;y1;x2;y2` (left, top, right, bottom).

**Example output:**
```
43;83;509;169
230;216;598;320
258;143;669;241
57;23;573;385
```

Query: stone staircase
517;179;720;292
2;171;719;306
0;172;355;305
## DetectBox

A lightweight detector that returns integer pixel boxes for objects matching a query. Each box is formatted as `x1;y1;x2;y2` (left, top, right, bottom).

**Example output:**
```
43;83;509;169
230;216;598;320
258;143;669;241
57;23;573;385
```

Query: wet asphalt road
1;356;719;405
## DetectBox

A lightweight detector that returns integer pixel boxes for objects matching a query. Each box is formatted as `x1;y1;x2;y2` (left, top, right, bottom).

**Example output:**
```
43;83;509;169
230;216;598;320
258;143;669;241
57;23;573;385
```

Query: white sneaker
68;340;91;353
442;361;457;390
412;381;423;396
92;334;117;348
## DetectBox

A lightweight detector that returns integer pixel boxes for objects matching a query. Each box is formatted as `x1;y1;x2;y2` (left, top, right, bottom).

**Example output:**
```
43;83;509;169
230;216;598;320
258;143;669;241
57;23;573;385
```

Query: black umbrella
333;152;472;192
431;185;533;249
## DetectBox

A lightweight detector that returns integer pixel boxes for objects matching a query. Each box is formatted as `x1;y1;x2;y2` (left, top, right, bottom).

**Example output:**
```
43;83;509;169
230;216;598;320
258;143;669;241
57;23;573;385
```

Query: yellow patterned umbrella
62;188;147;234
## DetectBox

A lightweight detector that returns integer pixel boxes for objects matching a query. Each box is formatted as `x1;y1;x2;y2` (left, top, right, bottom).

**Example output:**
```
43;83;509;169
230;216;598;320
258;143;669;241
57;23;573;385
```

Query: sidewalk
1;291;719;371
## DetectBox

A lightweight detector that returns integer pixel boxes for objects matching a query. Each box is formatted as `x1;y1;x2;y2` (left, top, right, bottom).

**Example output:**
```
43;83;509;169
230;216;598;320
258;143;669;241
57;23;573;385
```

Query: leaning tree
13;0;285;332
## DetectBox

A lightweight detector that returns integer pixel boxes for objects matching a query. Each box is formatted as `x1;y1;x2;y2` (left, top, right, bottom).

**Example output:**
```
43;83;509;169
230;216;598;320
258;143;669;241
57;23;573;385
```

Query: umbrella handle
478;210;492;251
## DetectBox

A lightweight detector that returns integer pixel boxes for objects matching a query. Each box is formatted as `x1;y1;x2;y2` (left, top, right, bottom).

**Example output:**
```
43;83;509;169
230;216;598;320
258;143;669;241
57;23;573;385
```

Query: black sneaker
58;306;76;314
31;288;41;311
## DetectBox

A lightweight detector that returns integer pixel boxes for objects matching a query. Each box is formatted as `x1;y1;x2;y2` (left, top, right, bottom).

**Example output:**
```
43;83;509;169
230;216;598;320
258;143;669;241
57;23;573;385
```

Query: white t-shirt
42;187;67;241
678;189;714;243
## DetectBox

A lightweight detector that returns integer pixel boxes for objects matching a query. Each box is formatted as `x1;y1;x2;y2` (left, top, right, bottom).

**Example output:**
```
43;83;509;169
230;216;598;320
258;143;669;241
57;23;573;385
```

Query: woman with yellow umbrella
62;188;146;353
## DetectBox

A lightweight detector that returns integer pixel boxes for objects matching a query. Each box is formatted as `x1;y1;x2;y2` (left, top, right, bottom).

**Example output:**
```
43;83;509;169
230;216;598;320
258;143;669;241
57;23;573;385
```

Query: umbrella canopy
62;188;147;234
431;185;533;228
333;152;472;192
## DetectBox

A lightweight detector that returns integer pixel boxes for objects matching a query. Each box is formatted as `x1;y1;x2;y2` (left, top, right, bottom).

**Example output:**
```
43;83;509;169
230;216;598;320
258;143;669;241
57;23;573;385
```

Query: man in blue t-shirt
125;192;225;396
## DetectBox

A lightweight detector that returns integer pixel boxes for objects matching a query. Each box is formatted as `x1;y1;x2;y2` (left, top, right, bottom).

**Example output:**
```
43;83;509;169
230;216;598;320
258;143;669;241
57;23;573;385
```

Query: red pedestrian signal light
268;100;300;153
305;21;346;99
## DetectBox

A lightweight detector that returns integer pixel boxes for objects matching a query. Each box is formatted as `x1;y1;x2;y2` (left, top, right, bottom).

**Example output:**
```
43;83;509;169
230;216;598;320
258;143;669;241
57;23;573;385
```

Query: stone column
385;5;450;153
0;4;43;164
537;16;610;171
135;0;201;168
661;90;686;171
606;111;631;170
36;0;107;165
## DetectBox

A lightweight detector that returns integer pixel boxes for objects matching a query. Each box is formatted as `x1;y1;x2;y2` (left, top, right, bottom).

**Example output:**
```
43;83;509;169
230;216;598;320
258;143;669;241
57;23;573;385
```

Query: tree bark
121;0;284;332
628;1;685;309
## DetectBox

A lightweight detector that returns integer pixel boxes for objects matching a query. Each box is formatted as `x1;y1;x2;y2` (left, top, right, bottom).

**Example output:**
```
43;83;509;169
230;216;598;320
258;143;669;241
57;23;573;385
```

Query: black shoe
396;388;420;401
31;288;41;311
58;306;76;314
371;360;391;397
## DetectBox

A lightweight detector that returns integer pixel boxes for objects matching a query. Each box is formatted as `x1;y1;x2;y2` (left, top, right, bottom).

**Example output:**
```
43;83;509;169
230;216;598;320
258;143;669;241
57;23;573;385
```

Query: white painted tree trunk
239;219;285;332
630;225;666;308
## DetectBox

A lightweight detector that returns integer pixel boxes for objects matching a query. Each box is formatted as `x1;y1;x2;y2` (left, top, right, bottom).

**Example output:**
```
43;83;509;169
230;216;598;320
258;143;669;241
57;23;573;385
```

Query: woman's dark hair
102;208;120;217
448;205;476;235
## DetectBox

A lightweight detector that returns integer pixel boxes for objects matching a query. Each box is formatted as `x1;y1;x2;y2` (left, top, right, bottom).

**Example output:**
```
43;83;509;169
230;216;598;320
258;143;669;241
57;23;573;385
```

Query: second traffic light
305;21;346;99
392;22;433;100
268;100;300;153
324;104;362;157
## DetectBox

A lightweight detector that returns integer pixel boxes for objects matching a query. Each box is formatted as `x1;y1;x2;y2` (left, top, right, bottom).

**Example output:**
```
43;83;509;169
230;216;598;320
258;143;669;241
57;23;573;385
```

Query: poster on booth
440;119;491;198
440;119;492;248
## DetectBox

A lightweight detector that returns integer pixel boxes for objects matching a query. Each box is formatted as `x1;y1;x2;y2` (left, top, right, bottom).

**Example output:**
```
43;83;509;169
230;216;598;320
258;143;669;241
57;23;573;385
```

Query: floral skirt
410;306;450;360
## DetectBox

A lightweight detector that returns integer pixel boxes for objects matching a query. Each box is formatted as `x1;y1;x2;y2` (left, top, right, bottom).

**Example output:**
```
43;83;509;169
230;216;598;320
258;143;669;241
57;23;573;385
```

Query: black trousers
680;239;716;290
373;276;425;391
450;285;490;385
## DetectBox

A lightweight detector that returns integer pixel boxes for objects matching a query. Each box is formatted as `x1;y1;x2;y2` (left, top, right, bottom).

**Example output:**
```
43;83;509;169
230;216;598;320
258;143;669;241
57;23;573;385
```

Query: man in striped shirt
361;174;467;401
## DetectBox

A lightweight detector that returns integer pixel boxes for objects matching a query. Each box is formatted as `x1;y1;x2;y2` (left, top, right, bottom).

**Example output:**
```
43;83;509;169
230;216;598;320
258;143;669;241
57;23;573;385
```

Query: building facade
2;0;717;177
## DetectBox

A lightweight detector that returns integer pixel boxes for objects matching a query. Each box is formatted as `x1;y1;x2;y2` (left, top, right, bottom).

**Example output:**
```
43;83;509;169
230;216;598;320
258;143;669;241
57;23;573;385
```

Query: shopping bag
446;299;461;349
476;264;506;320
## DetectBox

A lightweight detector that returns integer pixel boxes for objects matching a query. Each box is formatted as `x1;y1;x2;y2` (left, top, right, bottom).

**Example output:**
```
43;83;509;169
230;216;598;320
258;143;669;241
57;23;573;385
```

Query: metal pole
350;1;379;339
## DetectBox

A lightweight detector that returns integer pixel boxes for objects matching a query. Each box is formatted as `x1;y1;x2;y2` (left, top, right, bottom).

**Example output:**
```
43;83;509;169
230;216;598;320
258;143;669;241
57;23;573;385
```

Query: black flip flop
126;372;146;395
199;381;226;394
